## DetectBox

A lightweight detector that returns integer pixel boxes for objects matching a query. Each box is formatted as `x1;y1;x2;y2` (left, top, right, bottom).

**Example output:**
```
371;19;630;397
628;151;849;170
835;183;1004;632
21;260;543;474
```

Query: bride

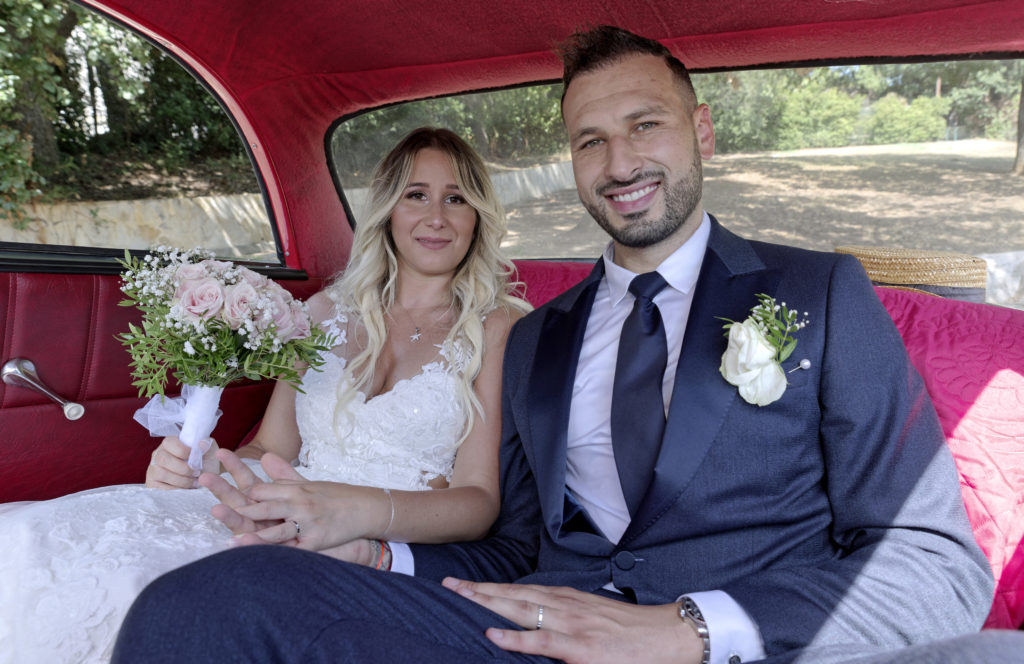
0;127;530;663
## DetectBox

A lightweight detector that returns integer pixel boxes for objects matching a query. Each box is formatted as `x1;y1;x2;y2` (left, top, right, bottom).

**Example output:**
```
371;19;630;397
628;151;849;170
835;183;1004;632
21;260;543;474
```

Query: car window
328;61;1024;309
0;0;277;265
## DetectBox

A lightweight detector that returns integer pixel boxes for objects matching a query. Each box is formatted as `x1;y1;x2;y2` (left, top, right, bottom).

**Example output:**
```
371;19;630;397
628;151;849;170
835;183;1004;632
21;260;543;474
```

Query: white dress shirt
393;213;764;664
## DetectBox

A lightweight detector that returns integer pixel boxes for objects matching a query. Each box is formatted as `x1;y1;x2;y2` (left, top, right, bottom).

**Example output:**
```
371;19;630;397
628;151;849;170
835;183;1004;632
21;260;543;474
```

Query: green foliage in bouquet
118;247;333;398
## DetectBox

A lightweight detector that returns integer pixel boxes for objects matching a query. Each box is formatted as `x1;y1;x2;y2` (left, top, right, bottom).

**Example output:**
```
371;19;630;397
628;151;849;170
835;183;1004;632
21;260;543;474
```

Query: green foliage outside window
331;84;565;187
866;94;952;144
0;0;248;226
776;83;865;150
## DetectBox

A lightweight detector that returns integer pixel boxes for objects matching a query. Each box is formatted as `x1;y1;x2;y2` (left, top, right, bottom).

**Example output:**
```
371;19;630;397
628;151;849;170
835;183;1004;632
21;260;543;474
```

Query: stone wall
3;193;275;259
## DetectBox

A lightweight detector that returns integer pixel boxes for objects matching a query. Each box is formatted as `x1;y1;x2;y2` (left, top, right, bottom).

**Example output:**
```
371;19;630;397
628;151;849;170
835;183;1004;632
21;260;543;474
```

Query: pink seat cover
877;287;1024;629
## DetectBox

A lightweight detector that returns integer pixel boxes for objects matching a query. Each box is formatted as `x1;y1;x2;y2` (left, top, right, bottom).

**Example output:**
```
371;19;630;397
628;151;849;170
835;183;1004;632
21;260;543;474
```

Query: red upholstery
514;259;594;308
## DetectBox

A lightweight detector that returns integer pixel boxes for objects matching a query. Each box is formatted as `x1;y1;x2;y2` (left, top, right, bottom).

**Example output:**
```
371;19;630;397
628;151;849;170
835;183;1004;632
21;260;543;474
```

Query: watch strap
679;595;711;664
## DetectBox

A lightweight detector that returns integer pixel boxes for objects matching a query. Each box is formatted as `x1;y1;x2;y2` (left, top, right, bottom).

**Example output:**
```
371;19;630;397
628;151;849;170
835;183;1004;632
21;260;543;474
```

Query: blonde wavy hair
325;127;531;443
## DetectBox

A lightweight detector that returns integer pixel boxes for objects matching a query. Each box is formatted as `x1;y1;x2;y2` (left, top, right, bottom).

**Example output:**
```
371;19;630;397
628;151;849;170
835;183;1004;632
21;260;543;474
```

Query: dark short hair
557;25;696;109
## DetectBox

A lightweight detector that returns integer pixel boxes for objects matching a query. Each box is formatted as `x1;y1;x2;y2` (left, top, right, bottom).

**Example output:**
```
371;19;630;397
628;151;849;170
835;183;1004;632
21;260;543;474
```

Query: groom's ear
694;104;715;160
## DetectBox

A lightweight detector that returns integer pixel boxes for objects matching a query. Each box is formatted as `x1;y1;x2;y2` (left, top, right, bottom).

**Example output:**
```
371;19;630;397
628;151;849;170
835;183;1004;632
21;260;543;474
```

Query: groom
113;26;1002;663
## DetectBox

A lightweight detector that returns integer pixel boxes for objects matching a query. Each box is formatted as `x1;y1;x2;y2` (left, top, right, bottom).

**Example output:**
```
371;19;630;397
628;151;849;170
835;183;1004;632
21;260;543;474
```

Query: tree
1014;76;1024;175
0;0;81;222
865;94;950;145
776;78;863;150
696;69;793;153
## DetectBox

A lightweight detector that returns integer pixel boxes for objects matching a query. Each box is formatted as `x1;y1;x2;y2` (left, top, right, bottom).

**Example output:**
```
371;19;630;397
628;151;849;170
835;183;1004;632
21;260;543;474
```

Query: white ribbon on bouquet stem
134;384;224;472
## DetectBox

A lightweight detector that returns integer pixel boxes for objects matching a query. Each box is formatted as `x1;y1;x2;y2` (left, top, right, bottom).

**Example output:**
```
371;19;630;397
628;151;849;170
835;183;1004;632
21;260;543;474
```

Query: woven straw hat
835;245;987;302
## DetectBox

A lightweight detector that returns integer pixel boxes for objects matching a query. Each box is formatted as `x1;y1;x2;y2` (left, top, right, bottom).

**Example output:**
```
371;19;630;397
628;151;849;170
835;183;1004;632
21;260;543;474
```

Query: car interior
1;0;1023;632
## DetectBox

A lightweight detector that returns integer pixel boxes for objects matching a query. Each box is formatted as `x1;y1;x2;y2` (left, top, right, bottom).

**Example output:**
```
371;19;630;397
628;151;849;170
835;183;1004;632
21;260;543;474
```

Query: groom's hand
441;578;702;664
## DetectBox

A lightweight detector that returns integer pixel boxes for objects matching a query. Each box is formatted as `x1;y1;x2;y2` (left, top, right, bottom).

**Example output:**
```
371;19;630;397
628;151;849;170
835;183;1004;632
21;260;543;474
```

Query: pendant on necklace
410;327;422;342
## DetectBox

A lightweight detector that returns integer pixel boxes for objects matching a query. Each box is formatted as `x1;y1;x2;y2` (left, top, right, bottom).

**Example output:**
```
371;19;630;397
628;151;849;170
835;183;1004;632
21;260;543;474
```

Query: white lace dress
0;308;468;664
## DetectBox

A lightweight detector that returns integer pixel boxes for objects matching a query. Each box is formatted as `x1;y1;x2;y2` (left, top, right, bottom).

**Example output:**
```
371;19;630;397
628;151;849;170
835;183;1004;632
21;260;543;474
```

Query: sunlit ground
503;139;1023;259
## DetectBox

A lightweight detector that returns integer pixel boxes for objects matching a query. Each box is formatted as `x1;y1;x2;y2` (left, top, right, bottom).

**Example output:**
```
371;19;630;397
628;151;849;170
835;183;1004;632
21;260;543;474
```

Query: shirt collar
601;211;711;305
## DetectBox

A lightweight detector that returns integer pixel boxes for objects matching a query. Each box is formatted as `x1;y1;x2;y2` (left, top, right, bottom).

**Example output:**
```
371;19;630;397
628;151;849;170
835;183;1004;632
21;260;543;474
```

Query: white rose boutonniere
719;294;808;406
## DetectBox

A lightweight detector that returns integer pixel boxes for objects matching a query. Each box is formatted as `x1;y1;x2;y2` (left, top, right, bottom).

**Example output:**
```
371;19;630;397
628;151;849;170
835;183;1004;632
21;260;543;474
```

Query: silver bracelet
381;487;395;538
679;596;710;664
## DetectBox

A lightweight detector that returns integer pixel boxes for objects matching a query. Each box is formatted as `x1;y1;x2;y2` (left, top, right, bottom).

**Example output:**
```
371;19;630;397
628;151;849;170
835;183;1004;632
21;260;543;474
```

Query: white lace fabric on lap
0;484;231;663
0;305;470;663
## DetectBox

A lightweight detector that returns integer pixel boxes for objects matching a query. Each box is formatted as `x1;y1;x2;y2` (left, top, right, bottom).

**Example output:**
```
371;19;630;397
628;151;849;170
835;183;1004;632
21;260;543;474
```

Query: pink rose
199;259;232;276
287;301;312;341
177;277;225;320
174;262;207;289
223;282;258;329
266;289;297;340
237;267;269;290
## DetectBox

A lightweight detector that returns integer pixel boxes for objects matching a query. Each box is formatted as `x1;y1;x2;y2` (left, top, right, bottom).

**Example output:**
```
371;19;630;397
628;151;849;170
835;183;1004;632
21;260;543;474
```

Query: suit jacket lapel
526;261;612;552
622;218;781;542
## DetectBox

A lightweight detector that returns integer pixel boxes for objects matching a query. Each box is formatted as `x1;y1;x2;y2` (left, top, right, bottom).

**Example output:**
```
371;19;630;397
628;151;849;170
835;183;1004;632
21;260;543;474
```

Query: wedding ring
291;520;301;537
535;604;544;630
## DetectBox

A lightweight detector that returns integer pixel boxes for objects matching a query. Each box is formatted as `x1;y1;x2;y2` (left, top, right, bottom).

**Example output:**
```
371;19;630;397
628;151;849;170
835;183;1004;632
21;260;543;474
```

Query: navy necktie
611;271;669;517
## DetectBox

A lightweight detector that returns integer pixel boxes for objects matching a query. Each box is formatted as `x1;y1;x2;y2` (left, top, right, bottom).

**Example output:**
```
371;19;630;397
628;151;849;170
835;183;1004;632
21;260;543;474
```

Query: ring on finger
535;604;544;630
291;520;301;537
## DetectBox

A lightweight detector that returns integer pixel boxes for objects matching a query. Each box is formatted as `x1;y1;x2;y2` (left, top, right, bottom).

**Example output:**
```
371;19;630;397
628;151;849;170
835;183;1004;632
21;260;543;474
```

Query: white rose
719;319;787;406
736;361;786;406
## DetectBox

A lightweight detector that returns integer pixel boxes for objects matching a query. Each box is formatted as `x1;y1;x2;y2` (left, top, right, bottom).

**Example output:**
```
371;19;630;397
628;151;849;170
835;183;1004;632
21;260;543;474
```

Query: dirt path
503;139;1024;260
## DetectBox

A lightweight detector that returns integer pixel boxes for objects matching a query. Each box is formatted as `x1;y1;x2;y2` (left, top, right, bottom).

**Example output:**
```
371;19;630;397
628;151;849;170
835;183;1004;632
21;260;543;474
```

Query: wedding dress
0;308;468;664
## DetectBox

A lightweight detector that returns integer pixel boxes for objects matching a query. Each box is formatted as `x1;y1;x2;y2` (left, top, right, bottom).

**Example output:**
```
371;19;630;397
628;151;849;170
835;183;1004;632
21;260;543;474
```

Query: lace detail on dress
0;483;232;663
295;306;468;489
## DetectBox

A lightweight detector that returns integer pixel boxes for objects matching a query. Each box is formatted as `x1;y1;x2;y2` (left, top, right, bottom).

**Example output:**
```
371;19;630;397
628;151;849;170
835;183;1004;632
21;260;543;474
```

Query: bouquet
118;246;333;470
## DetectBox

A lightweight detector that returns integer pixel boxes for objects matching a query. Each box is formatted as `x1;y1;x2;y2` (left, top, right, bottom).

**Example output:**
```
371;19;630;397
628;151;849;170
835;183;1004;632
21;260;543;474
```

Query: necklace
393;302;448;343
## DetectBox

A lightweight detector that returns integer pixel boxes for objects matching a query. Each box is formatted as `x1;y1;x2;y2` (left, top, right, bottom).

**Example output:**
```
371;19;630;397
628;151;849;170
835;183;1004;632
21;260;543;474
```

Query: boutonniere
718;294;809;406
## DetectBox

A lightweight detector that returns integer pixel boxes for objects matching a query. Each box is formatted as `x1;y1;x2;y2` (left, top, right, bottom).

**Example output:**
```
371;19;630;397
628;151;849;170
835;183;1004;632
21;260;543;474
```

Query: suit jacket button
613;550;636;570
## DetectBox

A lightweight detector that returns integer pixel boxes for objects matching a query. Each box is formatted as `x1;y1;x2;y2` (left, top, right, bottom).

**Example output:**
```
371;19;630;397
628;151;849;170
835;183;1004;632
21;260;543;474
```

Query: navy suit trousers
112;546;556;664
112;545;1024;663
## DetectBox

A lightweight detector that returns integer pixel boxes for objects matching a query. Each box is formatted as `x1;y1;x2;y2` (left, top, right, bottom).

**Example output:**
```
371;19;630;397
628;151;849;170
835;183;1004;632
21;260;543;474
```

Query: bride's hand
224;453;386;552
145;435;219;489
199;448;284;539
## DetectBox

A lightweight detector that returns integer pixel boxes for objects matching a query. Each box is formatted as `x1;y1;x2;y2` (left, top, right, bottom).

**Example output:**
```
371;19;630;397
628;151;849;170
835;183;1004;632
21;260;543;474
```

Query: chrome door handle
2;358;85;420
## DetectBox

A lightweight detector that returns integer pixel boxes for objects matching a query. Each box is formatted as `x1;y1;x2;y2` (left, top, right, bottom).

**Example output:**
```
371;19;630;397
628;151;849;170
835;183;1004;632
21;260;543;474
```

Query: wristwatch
679;595;711;664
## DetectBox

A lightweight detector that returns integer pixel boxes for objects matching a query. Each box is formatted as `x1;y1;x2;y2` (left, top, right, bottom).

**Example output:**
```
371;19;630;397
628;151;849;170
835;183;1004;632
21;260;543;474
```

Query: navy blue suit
413;217;991;653
113;219;992;663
